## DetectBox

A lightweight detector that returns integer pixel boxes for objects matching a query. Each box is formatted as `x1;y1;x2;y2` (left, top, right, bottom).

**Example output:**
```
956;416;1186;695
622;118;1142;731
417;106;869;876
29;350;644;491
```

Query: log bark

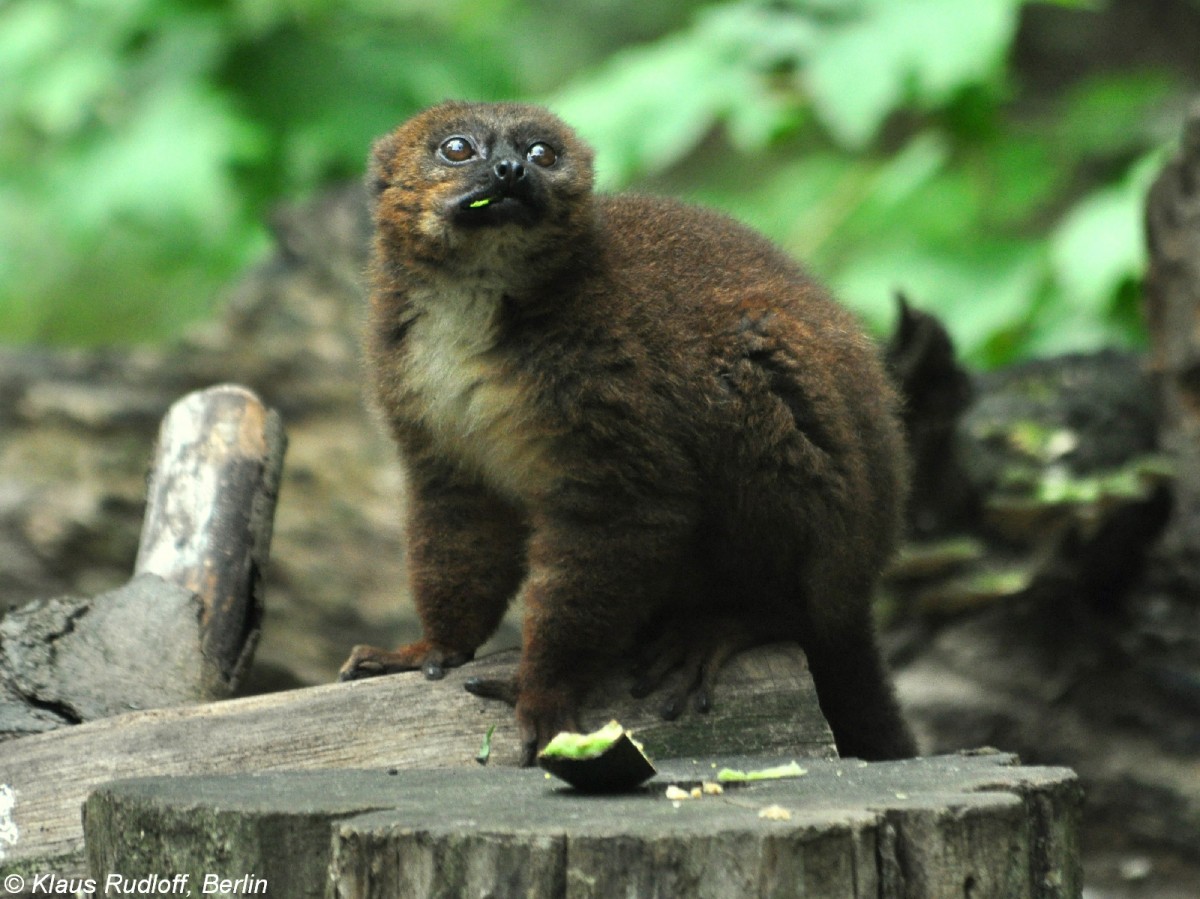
134;383;286;695
0;643;832;878
81;753;1082;899
1145;99;1200;590
0;575;205;740
0;385;286;743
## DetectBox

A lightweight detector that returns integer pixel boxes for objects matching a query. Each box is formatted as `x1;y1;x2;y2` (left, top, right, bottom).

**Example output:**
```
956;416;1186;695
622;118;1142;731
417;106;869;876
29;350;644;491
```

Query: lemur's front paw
515;686;581;767
338;639;474;682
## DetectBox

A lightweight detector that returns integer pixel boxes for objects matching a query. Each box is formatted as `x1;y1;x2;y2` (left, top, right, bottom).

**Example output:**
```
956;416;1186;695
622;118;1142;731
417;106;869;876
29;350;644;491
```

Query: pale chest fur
396;283;558;501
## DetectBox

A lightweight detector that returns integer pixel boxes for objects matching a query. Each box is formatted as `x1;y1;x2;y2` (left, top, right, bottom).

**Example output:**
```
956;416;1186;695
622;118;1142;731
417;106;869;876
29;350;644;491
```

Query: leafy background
1;0;1197;365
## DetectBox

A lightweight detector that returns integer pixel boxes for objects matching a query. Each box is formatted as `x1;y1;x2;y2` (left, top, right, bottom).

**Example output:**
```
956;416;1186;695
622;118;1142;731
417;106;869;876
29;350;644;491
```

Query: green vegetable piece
716;761;808;783
541;720;627;760
538;720;656;792
475;724;496;765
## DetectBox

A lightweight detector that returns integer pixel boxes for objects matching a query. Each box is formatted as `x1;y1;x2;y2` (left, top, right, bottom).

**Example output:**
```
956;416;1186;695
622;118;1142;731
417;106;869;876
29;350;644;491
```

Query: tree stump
82;752;1081;899
0;643;831;879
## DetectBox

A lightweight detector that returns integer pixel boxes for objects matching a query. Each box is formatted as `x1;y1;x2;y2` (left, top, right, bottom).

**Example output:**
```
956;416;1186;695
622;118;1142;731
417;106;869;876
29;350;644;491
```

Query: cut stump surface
83;752;1081;899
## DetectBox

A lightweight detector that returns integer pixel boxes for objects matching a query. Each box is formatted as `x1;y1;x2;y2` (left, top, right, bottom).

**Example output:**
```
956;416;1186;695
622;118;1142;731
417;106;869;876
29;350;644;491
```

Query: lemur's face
369;102;595;274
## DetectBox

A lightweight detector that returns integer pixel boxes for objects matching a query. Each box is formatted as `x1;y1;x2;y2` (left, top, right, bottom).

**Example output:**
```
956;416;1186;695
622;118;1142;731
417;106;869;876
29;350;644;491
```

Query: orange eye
527;142;557;167
439;137;475;163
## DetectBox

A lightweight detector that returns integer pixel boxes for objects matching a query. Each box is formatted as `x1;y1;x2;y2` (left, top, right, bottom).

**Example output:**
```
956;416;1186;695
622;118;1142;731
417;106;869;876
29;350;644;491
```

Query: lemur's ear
367;133;400;197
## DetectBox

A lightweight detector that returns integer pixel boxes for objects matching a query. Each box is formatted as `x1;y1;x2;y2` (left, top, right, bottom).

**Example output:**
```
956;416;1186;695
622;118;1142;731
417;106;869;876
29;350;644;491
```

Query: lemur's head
369;101;596;283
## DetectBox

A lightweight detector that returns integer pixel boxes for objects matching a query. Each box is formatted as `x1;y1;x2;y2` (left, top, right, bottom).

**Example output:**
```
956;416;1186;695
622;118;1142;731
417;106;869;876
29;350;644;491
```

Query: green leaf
1055;70;1180;158
551;4;821;186
551;36;735;188
806;0;1020;148
227;24;517;191
53;82;255;239
1050;188;1142;315
977;128;1064;228
834;239;1044;361
1049;151;1161;319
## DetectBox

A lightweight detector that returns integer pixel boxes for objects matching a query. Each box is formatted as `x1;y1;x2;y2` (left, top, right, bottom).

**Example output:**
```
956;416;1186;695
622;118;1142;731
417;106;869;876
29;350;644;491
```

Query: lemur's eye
526;142;557;167
439;137;476;163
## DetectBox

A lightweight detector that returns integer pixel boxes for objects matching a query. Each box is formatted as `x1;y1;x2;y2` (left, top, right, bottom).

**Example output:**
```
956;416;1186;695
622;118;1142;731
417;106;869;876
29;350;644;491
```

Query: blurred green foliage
0;0;1192;363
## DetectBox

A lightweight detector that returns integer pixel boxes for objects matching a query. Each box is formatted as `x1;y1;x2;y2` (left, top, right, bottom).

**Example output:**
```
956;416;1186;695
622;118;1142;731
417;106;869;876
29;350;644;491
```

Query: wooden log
0;643;832;878
0;575;207;740
0;385;286;743
80;753;1082;899
134;384;286;696
1145;99;1200;585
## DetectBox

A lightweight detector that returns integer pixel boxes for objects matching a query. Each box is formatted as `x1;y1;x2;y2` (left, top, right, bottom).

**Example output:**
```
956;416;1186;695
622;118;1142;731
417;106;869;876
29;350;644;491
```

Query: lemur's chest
401;285;557;500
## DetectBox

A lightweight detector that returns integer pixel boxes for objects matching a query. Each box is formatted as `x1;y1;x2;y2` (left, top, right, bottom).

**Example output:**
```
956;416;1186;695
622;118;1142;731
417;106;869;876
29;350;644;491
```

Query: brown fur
340;100;917;762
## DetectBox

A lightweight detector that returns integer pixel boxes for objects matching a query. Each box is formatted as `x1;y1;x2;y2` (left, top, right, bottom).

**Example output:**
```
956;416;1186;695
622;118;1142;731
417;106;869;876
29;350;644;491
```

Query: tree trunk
1145;98;1200;593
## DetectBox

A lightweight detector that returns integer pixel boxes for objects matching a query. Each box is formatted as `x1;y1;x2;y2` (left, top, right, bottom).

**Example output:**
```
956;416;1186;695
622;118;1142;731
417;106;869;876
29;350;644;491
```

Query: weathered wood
1145;99;1200;586
0;385;286;744
0;643;832;877
0;575;206;740
81;753;1082;899
134;383;286;696
895;604;1200;862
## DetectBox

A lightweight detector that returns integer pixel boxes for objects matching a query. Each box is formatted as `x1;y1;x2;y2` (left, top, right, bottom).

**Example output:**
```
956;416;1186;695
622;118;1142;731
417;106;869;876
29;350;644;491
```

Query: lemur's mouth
452;186;538;227
458;187;498;210
457;185;518;211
